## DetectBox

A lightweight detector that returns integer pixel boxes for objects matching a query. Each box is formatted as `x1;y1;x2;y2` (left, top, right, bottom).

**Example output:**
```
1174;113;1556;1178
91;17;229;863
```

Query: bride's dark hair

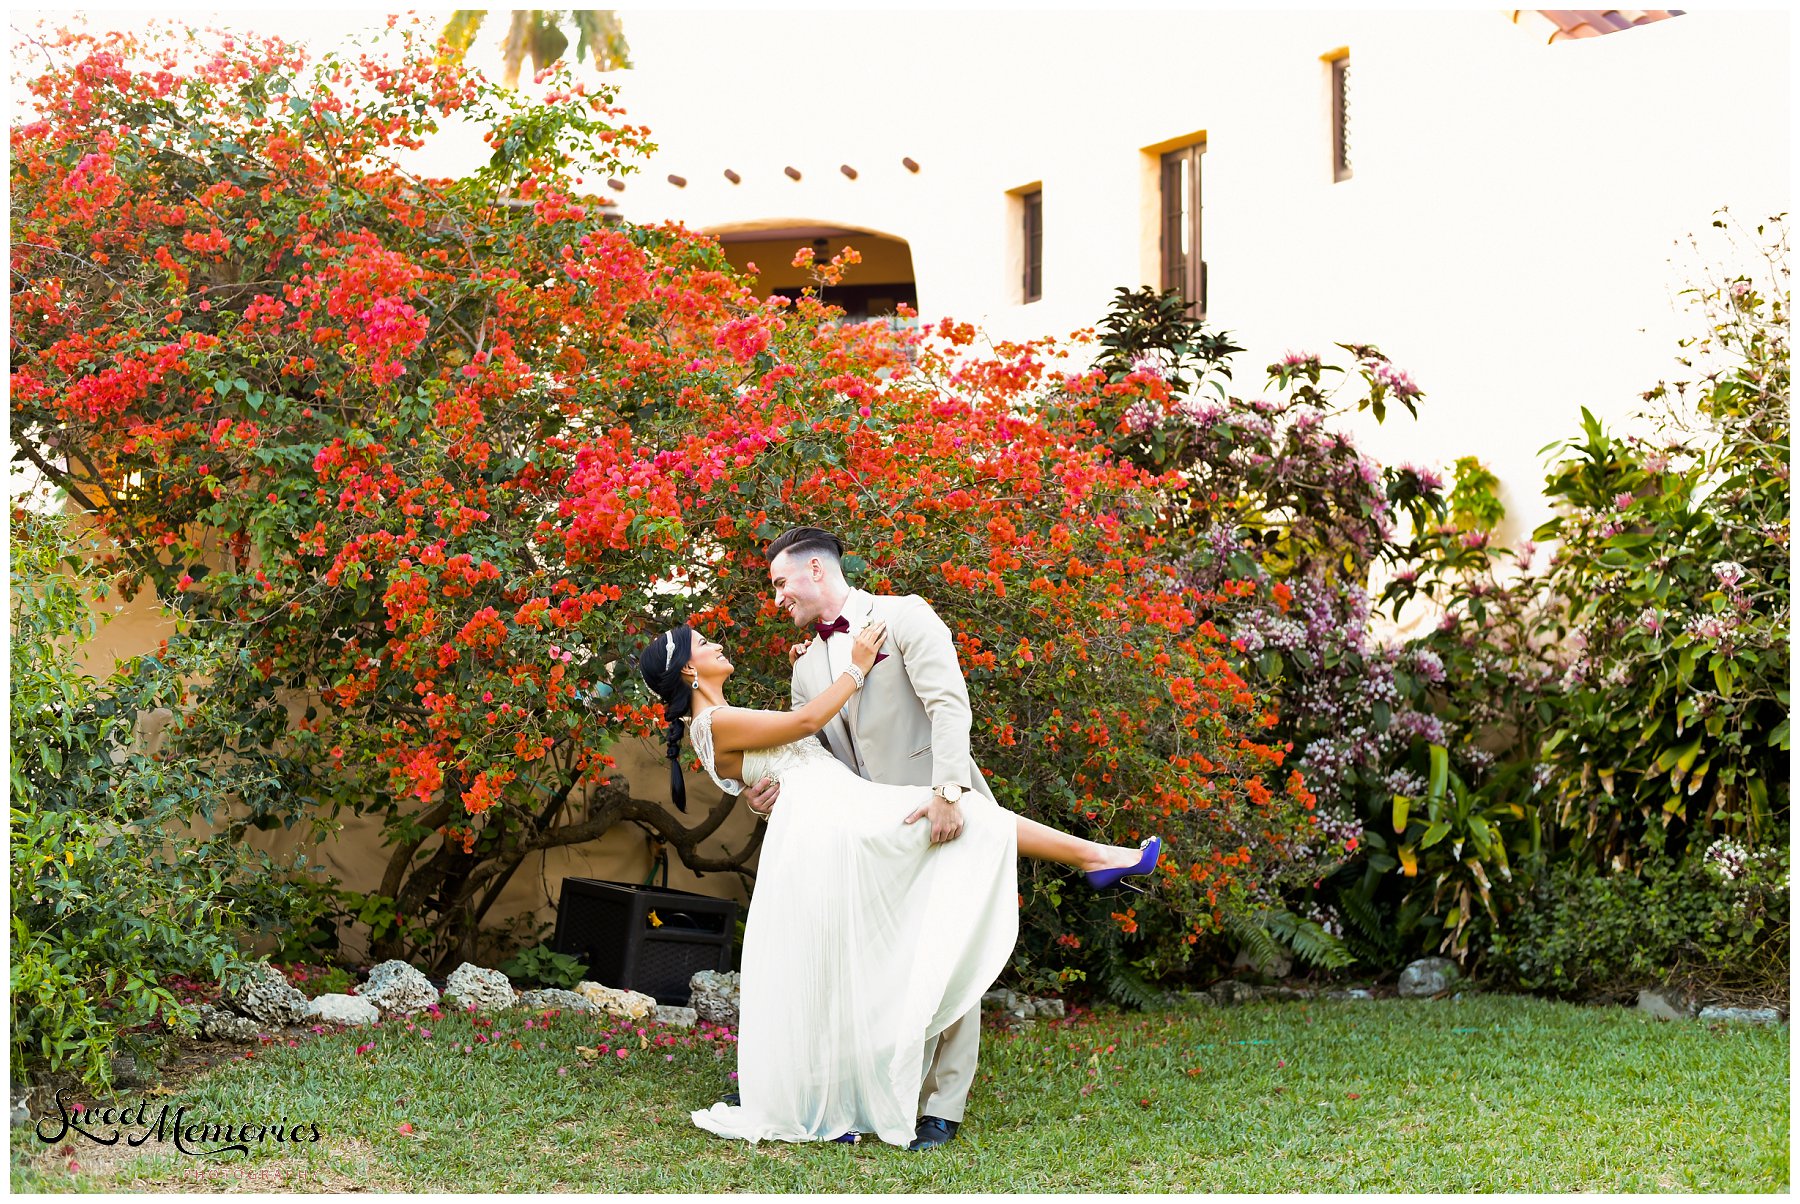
636;624;696;812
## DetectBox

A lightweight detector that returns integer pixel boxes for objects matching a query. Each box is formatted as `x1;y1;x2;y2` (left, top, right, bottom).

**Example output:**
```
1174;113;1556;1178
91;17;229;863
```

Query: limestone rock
981;989;1064;1020
11;1090;30;1129
1210;980;1261;1006
190;1003;263;1043
1232;945;1293;981
689;970;742;1027
222;962;312;1027
308;993;381;1026
1698;1005;1782;1025
1397;957;1461;998
1326;988;1374;1001
1261;986;1315;1003
108;1051;153;1089
651;1005;698;1029
576;980;657;1020
360;960;440;1015
444;963;517;1013
1637;987;1700;1021
516;987;602;1016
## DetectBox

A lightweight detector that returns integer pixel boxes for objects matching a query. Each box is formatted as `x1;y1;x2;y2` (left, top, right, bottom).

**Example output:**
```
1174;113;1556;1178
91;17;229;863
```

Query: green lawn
12;993;1788;1192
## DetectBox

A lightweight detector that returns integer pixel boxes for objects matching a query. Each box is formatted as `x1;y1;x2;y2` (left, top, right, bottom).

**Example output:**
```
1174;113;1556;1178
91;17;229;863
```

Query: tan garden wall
69;521;753;970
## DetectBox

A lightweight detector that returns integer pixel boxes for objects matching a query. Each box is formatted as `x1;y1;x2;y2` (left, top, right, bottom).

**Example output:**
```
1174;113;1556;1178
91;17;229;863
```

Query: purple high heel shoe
1083;836;1162;894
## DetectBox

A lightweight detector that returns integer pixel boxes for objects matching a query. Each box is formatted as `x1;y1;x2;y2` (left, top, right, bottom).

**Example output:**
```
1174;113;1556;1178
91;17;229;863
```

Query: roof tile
1510;9;1684;43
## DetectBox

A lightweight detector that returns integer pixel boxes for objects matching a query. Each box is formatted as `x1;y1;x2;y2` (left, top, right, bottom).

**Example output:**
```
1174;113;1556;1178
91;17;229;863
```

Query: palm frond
573;10;631;70
527;12;570;77
440;10;487;60
499;11;533;88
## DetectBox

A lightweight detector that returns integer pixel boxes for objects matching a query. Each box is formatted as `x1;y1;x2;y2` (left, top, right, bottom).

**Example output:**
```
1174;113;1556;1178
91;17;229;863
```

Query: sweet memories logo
35;1089;322;1156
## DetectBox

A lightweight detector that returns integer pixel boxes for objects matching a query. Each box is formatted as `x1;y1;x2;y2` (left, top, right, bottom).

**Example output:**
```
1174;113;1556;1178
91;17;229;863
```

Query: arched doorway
708;221;917;322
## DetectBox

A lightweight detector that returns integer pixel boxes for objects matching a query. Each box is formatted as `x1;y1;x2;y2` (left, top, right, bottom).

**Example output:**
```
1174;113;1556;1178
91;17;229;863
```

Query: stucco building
37;8;1791;961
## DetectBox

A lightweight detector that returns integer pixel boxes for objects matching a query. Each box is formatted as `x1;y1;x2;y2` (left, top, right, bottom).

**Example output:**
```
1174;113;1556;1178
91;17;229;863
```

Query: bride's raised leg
1013;814;1146;873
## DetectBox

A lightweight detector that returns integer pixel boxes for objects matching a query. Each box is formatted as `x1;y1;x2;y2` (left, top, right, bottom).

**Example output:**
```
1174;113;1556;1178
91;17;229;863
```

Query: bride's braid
635;624;695;812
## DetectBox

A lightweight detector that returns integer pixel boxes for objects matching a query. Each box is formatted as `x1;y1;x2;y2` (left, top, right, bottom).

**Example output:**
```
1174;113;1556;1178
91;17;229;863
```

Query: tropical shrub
1484;842;1788;996
499;943;589;990
1384;211;1790;975
1529;220;1789;865
1074;287;1481;969
10;20;1312;995
9;507;305;1091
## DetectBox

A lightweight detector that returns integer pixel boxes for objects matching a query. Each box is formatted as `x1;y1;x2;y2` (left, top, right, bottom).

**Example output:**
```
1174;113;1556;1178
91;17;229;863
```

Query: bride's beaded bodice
688;705;840;794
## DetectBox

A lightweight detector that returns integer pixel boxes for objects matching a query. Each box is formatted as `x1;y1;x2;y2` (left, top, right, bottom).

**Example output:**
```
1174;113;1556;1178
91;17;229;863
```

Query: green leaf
1427;744;1448;802
1392;794;1411;834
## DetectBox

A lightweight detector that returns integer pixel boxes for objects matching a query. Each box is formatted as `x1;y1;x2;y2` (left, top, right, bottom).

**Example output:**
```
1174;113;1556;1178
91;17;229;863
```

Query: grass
11;993;1788;1192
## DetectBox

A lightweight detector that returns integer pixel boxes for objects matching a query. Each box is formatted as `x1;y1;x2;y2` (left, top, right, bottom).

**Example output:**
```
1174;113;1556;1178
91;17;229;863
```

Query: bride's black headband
636;624;694;812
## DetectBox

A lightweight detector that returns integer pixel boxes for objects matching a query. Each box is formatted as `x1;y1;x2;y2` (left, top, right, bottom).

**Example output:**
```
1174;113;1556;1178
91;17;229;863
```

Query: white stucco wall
593;8;1789;540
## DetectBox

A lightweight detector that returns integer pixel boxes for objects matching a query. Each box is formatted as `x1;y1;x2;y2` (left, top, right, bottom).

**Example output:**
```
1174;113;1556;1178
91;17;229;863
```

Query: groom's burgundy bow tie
813;615;886;664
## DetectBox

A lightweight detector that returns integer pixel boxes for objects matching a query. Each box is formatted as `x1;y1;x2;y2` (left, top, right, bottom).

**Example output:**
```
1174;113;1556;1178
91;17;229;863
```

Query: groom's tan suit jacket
789;588;995;802
788;586;993;1124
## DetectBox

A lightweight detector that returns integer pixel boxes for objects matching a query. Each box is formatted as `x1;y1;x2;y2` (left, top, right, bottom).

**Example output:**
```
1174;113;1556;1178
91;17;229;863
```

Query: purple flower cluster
1703;836;1750;882
1368;360;1422;402
1123;399;1159;434
1398;462;1445;493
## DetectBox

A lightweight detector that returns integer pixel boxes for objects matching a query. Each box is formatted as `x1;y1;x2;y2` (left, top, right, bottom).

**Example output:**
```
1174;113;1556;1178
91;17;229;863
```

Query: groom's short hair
765;526;844;568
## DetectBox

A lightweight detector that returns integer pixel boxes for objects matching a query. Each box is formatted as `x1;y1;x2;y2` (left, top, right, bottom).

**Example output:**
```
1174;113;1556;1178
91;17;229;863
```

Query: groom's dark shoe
717;1092;741;1107
907;1116;959;1152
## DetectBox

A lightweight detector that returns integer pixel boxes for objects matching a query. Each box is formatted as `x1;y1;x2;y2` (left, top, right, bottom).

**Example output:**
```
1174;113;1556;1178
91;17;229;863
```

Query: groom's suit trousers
916;1000;980;1122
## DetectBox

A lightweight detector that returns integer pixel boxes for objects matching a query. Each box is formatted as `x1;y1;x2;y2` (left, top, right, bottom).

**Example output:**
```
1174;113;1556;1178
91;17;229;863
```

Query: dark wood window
1022;188;1043;303
1159;143;1205;318
1331;55;1352;182
770;282;917;323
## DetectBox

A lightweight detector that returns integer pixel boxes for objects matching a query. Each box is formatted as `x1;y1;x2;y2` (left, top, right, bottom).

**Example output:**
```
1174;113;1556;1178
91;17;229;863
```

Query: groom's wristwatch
934;783;965;804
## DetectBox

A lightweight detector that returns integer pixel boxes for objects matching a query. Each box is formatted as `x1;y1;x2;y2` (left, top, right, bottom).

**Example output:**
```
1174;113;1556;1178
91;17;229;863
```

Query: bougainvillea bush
11;19;1316;991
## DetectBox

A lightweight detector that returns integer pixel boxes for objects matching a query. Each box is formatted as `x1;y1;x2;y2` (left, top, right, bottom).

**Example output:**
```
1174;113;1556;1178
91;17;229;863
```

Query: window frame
1021;187;1043;303
1325;48;1352;183
1158;142;1206;319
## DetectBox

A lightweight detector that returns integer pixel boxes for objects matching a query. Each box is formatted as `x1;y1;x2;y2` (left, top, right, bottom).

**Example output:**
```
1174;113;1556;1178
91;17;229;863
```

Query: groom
740;526;991;1153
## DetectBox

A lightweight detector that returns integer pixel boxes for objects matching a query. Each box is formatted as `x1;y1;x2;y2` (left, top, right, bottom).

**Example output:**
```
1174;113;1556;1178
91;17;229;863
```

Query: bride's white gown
685;705;1019;1147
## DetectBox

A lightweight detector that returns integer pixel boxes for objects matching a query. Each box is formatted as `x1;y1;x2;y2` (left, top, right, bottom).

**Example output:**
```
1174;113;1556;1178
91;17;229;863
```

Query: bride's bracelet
843;664;866;690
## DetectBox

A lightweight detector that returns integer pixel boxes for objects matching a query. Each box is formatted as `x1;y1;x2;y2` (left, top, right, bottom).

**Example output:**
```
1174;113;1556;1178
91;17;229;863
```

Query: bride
636;621;1160;1148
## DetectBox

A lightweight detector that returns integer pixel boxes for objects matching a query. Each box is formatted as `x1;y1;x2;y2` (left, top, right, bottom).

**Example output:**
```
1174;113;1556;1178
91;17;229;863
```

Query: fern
1099;956;1166;1010
1338;886;1399;965
1226;909;1287;972
1261;907;1356;970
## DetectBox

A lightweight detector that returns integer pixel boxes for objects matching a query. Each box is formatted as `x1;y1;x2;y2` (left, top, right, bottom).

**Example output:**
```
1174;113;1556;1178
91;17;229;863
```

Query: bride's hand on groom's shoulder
786;636;814;666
